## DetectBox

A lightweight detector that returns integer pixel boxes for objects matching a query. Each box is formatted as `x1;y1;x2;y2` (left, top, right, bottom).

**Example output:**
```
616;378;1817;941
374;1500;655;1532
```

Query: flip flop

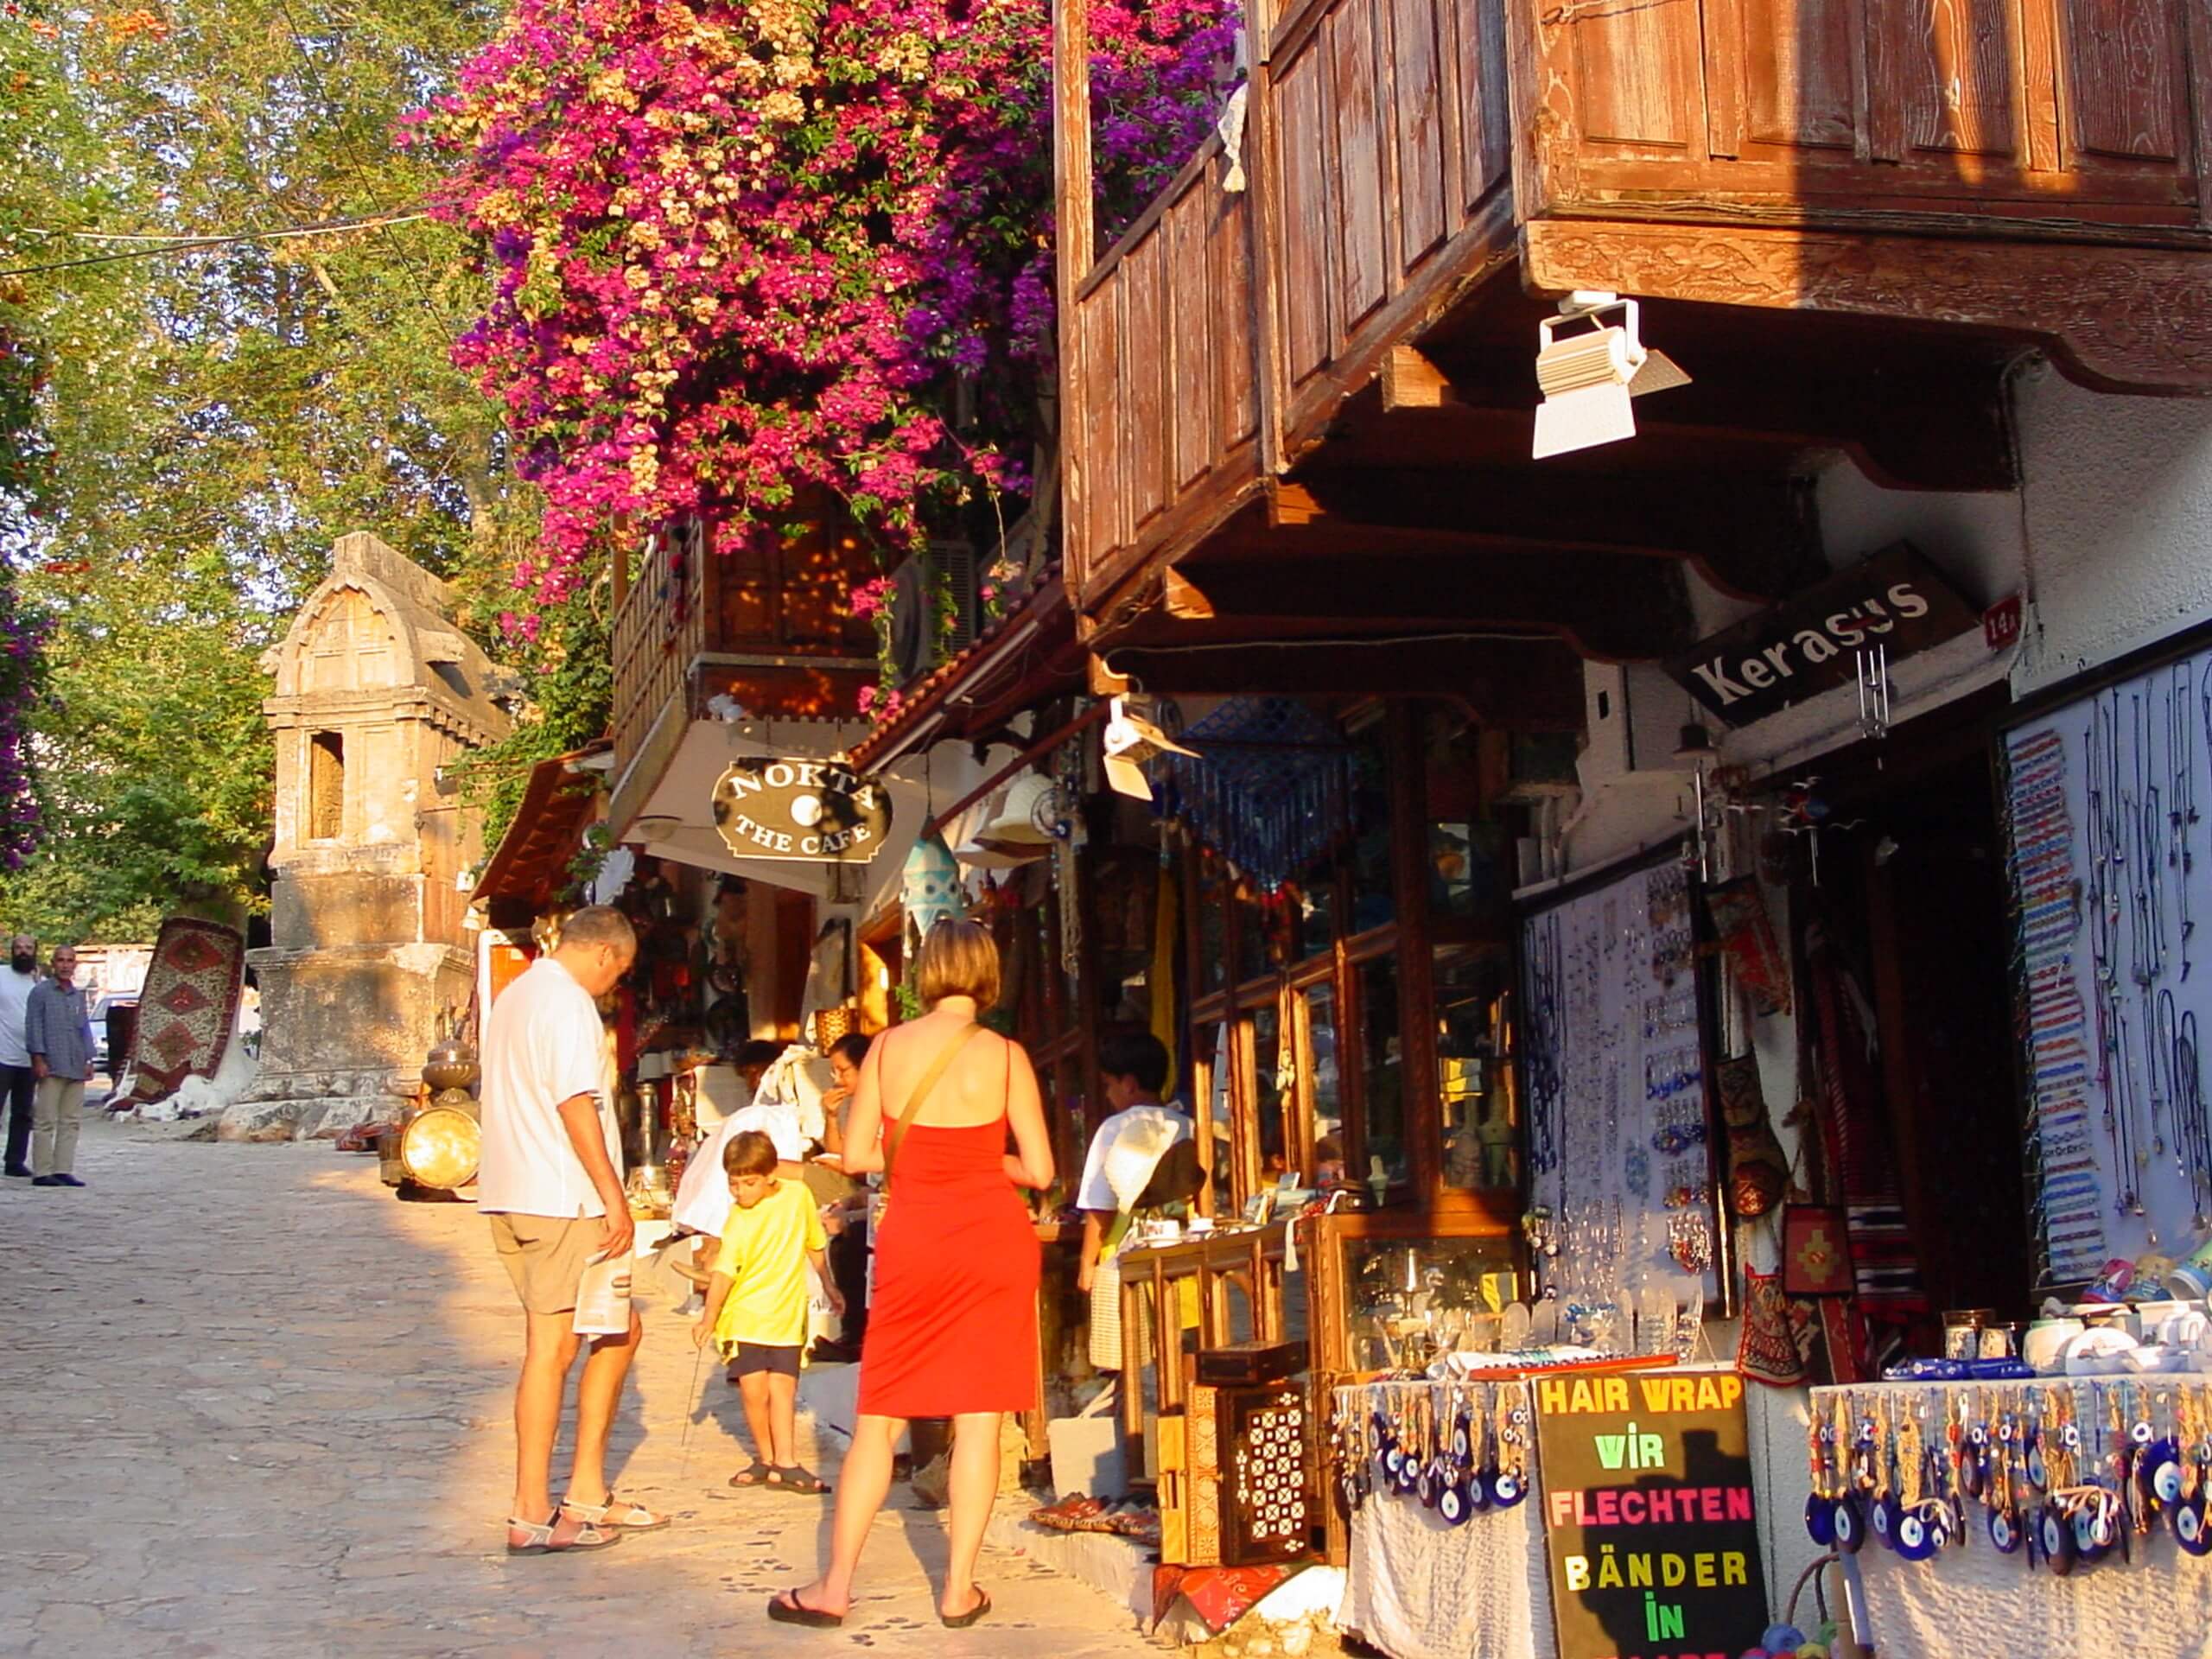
561;1493;671;1531
506;1510;621;1555
767;1465;830;1495
766;1588;844;1628
940;1586;991;1629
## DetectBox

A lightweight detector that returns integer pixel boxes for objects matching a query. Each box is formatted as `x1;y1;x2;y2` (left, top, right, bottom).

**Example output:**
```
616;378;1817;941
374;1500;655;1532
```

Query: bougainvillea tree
420;0;1236;626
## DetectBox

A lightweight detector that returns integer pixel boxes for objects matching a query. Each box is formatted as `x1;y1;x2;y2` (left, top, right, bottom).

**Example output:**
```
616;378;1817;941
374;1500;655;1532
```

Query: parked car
91;994;139;1077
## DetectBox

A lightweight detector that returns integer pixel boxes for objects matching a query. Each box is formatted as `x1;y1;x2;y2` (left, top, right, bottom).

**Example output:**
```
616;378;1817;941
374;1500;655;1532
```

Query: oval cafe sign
710;758;893;864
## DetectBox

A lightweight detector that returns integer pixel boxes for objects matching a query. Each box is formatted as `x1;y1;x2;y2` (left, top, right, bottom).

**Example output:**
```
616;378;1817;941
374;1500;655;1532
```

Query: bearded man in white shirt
477;906;669;1554
0;934;38;1178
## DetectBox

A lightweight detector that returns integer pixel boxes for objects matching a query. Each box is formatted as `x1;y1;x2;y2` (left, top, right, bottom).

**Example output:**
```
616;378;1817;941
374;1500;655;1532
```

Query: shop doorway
1808;705;2029;1326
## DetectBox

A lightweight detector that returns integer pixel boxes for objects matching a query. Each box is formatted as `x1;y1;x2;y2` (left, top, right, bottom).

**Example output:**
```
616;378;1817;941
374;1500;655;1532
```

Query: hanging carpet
127;917;246;1107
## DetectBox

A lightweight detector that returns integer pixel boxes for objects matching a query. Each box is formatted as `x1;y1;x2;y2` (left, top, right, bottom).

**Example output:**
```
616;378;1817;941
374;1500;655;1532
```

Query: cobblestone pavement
0;1120;1156;1658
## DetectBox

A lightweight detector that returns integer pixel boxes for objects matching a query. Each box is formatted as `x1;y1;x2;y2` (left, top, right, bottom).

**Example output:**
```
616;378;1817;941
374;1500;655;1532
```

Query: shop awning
471;744;610;920
846;573;1082;774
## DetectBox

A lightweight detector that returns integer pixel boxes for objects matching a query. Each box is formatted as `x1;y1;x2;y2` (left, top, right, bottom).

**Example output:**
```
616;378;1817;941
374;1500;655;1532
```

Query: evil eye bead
1383;1446;1405;1478
1833;1497;1865;1554
1467;1471;1492;1511
2134;1420;2156;1446
1989;1507;2023;1554
2152;1451;2186;1508
1895;1510;1935;1562
1961;1454;1987;1499
1872;1495;1900;1549
2173;1496;2212;1556
2072;1507;2103;1559
1806;1492;1837;1546
1969;1425;1989;1447
1416;1464;1438;1509
1395;1456;1419;1495
1492;1471;1527;1509
1452;1415;1472;1463
2025;1446;2049;1490
2061;1423;2082;1451
1440;1480;1471;1526
2042;1506;2079;1575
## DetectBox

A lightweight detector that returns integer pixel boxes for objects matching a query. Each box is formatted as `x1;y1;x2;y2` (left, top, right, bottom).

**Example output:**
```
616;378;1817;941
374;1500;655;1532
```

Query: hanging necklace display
2173;662;2196;981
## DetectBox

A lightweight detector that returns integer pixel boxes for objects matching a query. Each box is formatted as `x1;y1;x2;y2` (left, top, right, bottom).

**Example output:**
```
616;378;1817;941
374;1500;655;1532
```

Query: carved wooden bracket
1523;219;2212;396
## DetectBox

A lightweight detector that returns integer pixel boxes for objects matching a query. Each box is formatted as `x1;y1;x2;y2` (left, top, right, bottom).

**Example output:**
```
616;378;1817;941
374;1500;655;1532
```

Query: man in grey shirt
25;944;95;1187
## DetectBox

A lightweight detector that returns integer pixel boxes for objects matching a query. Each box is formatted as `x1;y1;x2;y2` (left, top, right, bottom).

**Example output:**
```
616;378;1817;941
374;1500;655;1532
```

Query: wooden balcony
607;512;879;832
1056;0;2212;660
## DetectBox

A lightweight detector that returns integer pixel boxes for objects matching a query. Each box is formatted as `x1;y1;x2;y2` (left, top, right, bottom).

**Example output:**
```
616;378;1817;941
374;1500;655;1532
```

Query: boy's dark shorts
730;1342;801;1379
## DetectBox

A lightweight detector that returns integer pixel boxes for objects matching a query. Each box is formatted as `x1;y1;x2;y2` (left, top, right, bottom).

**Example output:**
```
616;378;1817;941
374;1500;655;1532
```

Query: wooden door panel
1211;184;1262;448
1126;229;1171;531
1277;39;1335;385
1330;0;1392;330
1454;0;1511;211
1570;0;1704;148
2060;0;2183;161
1167;188;1217;494
1389;0;1452;269
1903;0;2018;155
1743;0;1863;148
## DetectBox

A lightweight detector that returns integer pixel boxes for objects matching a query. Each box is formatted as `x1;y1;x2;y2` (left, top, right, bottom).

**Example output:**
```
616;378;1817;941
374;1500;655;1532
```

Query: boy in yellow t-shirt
693;1130;842;1494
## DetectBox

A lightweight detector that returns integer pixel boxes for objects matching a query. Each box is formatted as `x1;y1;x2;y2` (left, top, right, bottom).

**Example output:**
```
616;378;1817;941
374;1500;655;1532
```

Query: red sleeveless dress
857;1113;1040;1417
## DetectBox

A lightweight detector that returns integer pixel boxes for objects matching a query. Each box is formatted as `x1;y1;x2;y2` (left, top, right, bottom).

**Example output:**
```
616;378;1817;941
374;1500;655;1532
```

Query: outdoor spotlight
1101;695;1198;801
1531;291;1689;460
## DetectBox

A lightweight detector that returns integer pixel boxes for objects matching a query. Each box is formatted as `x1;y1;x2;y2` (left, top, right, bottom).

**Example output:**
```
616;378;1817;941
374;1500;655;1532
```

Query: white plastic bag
573;1251;634;1336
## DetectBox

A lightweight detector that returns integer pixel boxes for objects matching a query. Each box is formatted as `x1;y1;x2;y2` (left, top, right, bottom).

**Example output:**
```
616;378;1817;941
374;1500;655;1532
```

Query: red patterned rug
127;918;245;1105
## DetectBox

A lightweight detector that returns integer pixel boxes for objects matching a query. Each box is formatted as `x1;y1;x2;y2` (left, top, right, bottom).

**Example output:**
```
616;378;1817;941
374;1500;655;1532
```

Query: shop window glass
1303;982;1341;1179
1198;860;1231;995
1198;1022;1233;1205
1294;878;1337;960
1238;886;1295;979
1342;1234;1518;1370
1251;1002;1286;1182
1349;725;1395;933
1222;1273;1256;1344
1434;944;1516;1192
1358;955;1408;1188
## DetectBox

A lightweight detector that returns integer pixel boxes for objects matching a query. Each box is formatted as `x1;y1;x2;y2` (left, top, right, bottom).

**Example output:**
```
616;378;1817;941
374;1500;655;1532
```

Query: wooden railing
609;523;704;784
1518;0;2212;240
1064;0;1519;613
1059;0;2212;615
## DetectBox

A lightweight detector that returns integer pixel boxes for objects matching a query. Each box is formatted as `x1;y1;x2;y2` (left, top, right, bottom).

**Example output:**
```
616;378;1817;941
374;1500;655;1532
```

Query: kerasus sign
1664;543;1979;728
709;758;893;863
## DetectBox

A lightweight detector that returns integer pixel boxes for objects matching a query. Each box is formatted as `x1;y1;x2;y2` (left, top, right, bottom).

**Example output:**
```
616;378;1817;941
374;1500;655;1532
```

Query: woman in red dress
769;919;1055;1630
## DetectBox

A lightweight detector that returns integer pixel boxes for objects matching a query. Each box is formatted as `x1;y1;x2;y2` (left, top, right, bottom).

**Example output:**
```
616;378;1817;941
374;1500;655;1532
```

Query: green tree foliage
0;0;575;941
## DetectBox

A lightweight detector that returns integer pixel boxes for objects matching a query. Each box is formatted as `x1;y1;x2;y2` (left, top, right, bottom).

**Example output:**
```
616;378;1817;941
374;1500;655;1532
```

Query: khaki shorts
489;1211;601;1315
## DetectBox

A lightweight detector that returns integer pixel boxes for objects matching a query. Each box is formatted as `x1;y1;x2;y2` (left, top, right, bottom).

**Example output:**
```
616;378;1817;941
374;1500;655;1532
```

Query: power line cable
1;212;433;278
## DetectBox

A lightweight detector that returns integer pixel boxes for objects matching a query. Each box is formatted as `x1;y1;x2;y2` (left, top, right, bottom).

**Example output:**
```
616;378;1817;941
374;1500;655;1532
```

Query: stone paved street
0;1120;1157;1658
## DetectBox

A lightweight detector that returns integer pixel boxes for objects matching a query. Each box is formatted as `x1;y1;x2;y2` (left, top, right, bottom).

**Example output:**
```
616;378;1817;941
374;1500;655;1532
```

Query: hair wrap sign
1534;1368;1768;1659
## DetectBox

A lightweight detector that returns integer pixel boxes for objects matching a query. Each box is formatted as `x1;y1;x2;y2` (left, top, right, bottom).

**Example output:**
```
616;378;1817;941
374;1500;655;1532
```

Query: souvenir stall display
1520;856;1726;1335
2002;645;2212;1288
1804;1375;2212;1656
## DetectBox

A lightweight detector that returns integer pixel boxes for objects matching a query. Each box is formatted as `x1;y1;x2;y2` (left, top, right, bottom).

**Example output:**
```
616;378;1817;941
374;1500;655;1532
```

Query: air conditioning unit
889;541;981;683
1580;663;1696;787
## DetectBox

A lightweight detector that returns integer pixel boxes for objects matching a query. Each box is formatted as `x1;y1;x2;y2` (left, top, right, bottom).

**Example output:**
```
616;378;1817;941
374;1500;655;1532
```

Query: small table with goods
1806;1371;2212;1658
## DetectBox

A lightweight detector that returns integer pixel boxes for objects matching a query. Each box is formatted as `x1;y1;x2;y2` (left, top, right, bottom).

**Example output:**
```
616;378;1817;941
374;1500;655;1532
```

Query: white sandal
506;1509;622;1554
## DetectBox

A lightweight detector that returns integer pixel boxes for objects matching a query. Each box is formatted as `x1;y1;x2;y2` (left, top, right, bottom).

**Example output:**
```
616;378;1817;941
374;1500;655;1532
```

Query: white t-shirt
1076;1103;1193;1213
671;1100;811;1238
476;957;620;1217
0;968;35;1068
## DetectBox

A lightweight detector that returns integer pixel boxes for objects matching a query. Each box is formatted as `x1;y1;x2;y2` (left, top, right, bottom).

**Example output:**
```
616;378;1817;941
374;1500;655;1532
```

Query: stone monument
225;532;510;1141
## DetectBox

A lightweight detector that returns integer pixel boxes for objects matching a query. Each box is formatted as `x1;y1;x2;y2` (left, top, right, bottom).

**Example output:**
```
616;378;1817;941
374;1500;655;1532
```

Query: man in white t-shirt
477;906;661;1554
0;934;38;1178
1076;1033;1194;1373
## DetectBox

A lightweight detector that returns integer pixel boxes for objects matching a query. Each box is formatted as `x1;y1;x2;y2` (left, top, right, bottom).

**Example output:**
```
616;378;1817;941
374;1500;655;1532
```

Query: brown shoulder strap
883;1023;988;1184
